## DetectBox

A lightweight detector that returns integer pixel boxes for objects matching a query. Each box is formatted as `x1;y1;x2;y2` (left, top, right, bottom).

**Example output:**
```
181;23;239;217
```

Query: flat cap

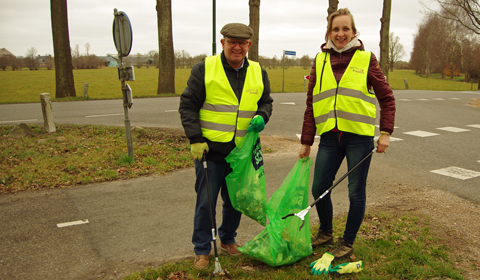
220;23;254;40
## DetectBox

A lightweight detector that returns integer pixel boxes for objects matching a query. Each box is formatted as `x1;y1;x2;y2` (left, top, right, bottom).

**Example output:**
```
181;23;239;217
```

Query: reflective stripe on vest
312;50;376;136
201;54;264;145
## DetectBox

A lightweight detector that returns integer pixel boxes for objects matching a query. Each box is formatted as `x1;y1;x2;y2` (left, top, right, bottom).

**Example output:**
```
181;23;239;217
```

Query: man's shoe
330;238;354;259
194;255;210;269
311;229;333;248
220;242;241;256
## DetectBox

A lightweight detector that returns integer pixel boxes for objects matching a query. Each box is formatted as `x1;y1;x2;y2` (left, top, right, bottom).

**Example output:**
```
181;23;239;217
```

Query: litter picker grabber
282;148;377;231
202;152;231;279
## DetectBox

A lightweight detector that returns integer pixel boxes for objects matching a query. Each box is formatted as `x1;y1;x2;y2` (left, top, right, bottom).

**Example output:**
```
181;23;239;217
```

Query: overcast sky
1;0;426;61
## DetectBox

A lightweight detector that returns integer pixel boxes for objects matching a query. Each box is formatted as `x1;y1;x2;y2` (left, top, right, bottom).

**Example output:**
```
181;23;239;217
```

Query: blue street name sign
284;50;296;56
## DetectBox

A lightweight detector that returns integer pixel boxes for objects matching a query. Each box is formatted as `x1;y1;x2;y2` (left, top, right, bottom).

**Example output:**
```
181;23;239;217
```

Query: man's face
221;37;251;68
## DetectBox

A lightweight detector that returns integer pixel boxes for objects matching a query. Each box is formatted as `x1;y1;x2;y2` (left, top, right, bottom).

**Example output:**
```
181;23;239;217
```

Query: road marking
450;98;461;100
375;136;403;142
432;98;445;100
437;127;470;133
165;110;178;112
280;102;296;105
403;130;440;137
417;99;429;101
296;134;320;140
397;99;411;101
57;219;89;228
86;113;123;118
430;167;480;180
466;124;480;129
0;119;38;124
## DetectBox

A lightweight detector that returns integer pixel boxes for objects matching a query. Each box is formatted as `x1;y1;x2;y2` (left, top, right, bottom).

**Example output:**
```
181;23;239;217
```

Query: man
179;23;273;269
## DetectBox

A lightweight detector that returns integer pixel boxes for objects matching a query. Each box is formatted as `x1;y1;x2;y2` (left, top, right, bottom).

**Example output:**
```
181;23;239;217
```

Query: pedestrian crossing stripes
430;167;480;180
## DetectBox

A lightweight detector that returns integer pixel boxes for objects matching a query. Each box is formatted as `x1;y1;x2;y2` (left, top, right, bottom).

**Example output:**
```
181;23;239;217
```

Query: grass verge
0;124;193;194
124;211;464;280
1;68;478;104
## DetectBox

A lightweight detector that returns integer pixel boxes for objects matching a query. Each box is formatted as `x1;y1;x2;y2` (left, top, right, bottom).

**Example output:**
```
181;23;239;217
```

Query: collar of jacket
220;51;250;72
321;38;365;54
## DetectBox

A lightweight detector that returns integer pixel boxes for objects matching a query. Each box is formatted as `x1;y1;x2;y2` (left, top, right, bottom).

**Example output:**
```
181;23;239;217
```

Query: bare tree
25;47;38;70
248;0;260;62
300;55;312;69
156;0;175;94
51;0;76;98
327;0;339;19
85;42;90;56
388;32;406;71
379;0;392;80
421;0;480;34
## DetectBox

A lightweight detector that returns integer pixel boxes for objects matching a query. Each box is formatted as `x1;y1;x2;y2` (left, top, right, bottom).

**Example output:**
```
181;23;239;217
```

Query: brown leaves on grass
0;125;193;194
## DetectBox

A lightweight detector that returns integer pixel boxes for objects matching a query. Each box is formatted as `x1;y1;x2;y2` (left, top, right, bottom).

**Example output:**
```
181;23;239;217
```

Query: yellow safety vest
200;54;264;145
312;50;376;136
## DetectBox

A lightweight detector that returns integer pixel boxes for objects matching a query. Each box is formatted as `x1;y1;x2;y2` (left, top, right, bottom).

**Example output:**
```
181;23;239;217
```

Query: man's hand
190;142;209;160
247;115;265;133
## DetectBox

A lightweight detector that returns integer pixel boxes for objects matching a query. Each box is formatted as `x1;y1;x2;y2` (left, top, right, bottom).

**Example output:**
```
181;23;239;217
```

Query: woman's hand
376;134;390;153
299;144;311;158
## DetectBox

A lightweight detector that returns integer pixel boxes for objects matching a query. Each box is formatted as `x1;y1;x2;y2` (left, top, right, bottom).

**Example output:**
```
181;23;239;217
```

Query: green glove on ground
309;252;335;275
190;142;209;160
330;261;364;274
247;115;265;132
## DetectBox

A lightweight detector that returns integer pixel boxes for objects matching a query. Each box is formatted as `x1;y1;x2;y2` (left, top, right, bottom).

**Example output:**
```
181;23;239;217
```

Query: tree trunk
379;0;391;81
51;0;76;98
327;0;338;19
248;0;260;62
156;0;175;94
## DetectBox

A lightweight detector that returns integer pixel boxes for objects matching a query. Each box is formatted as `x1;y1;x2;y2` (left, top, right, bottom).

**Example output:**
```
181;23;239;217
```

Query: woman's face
329;15;355;49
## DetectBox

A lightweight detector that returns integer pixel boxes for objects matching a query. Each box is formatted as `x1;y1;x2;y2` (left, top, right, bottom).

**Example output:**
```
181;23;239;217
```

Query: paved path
1;139;405;280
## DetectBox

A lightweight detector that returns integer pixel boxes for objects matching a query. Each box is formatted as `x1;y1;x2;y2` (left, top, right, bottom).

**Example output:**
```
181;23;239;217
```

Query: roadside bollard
83;82;89;98
40;93;56;133
404;78;409;90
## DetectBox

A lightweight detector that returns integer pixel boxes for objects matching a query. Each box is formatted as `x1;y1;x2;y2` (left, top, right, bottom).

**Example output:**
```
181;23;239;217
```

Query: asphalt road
1;90;480;279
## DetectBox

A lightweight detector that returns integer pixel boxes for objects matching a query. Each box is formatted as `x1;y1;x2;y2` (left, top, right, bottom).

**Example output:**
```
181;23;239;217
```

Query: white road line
57;219;89;228
436;127;470;133
375;136;403;142
165;110;178;112
280;102;296;105
296;134;320;140
0;119;38;124
466;124;480;129
432;98;445;100
417;99;429;101
403;130;440;137
450;98;461;100
430;167;480;180
397;99;411;101
86;113;123;118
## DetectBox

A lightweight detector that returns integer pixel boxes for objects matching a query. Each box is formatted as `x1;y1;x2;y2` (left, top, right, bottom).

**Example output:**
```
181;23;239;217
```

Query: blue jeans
192;159;242;255
312;132;374;244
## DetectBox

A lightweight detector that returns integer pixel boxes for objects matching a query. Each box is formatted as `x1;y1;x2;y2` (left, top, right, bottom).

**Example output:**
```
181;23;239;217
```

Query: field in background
0;67;478;104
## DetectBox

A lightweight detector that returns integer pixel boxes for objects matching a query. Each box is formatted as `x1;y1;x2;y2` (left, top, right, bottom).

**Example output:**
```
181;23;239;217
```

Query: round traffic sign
113;9;133;57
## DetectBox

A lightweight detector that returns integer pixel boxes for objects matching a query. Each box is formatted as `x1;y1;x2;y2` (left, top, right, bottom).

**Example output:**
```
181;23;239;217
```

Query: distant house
0;48;15;57
98;56;118;67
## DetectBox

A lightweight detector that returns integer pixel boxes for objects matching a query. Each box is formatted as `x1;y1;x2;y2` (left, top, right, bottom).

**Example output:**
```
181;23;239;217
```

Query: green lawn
1;67;477;104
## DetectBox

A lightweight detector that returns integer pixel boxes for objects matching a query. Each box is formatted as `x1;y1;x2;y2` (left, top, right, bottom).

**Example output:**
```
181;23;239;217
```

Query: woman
299;8;396;259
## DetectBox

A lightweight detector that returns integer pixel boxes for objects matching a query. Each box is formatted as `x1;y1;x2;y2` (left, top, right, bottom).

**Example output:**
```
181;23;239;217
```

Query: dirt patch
367;184;480;279
469;98;480;109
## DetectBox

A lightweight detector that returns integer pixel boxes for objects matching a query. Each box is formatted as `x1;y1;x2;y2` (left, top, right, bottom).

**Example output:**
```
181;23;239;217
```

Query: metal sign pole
113;8;134;160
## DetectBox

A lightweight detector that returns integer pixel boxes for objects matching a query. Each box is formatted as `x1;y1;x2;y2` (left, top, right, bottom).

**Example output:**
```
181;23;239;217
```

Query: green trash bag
225;131;267;226
239;157;313;266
